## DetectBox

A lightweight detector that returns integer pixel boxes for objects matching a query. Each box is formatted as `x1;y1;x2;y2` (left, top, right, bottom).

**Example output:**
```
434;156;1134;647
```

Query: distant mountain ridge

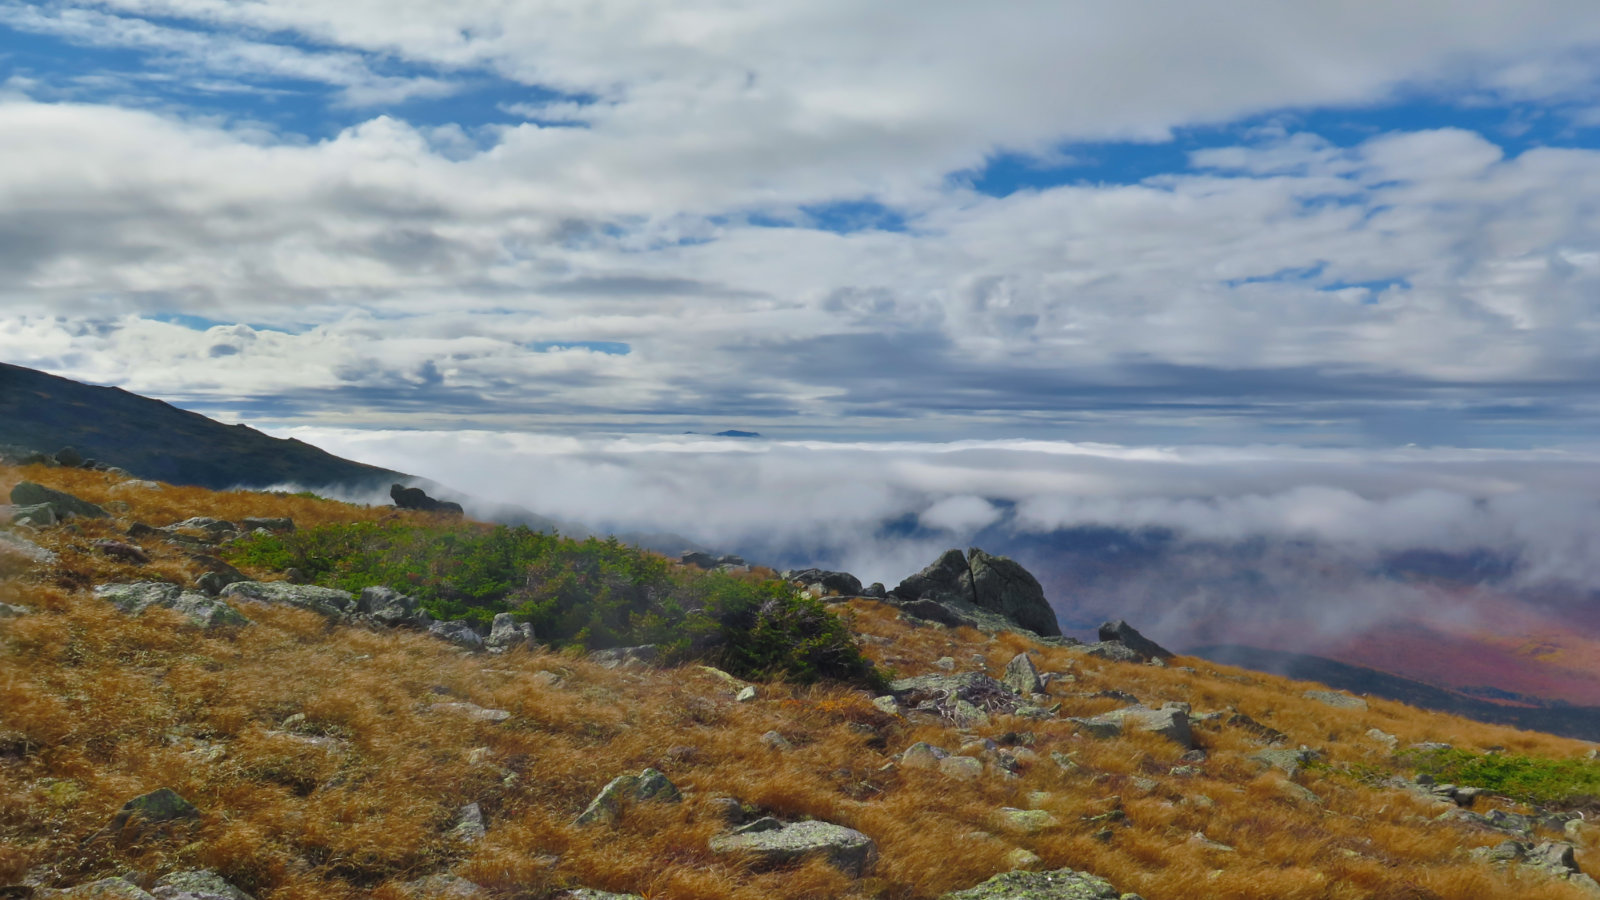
0;362;404;491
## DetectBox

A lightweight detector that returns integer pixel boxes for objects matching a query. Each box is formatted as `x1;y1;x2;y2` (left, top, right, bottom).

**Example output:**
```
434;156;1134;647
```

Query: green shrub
1403;746;1600;808
226;523;880;687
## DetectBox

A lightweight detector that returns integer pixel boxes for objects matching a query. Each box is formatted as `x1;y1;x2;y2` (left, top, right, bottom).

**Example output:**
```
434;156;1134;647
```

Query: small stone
761;731;795;751
149;869;254;899
709;819;878;877
996;807;1059;834
1003;652;1042;695
1004;848;1042;870
83;788;200;847
430;702;511;723
939;756;984;781
735;686;758;702
399;875;488;899
448;803;486;843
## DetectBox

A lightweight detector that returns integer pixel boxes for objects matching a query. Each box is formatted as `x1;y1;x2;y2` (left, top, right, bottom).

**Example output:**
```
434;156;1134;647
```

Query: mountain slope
0;362;402;491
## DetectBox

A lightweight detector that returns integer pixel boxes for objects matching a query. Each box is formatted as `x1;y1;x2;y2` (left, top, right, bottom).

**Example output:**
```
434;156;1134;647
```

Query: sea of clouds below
269;429;1600;641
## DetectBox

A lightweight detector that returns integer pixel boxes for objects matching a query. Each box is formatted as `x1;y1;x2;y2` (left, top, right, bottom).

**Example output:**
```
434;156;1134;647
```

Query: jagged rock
9;482;108;520
486;612;536;651
1096;620;1172;661
356;586;426;627
1070;705;1193;749
1303;690;1367;711
221;581;354;620
429;620;485;650
50;879;153;899
163;517;236;539
588;645;659;669
1366;727;1399;750
680;551;718;568
53;447;84;467
95;583;250;629
937;867;1121;899
149;870;254;900
1003;652;1042;695
736;685;758;702
390;483;464;515
862;582;888;599
83;788;200;846
574;769;681;825
709;818;878;876
893;549;972;605
966;549;1060;637
189;556;247;595
239;517;293;533
448;803;486;843
399;875;488;899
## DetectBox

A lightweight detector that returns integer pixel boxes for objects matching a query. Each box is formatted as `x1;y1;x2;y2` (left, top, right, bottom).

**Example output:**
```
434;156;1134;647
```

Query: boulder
937;867;1121;899
486;613;536;651
390;483;464;515
0;532;56;575
785;568;863;597
1003;652;1042;695
939;756;984;780
0;602;32;618
430;702;510;723
149;870;254;900
679;551;718;568
357;586;426;627
189;556;247;595
83;788;200;847
967;549;1060;636
94;540;149;564
95;583;250;629
1096;620;1172;661
164;518;236;538
1249;748;1320;778
574;769;682;826
709;818;877;877
428;620;485;650
220;582;354;621
1081;642;1145;663
54;447;84;467
9;482;108;520
1069;704;1193;749
891;549;971;606
900;742;950;769
588;645;660;669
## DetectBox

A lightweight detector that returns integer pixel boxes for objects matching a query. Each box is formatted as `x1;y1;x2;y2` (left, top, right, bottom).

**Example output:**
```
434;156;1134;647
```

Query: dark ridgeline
0;362;403;491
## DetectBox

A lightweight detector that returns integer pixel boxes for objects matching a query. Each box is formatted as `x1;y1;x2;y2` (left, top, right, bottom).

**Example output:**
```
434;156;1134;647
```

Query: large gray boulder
220;581;354;621
9;482;108;520
95;583;250;629
708;818;877;876
429;620;485;650
784;568;864;597
149;870;255;900
357;586;426;627
937;867;1121;899
1003;652;1042;695
967;549;1059;637
83;788;200;847
390;483;464;515
486;613;536;651
889;548;1060;636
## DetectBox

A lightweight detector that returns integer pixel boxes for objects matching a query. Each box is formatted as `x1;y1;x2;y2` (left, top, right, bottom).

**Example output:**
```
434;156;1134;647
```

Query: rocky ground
4;465;1600;900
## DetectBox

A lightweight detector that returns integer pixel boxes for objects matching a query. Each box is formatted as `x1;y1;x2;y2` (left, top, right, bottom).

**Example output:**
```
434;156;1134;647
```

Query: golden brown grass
3;464;1599;899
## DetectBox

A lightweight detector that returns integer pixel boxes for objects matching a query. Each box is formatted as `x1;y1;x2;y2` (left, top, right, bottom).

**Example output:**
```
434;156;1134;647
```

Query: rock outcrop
390;483;464;515
708;817;877;876
9;482;109;520
937;867;1122;899
889;548;1060;636
220;581;355;621
96;583;250;629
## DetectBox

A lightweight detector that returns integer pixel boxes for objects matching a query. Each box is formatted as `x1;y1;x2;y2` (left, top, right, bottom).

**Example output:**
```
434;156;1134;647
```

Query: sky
10;2;1600;606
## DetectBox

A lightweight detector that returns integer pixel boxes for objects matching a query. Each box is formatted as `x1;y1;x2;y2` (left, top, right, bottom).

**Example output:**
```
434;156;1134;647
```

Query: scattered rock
83;788;200;847
485;613;535;651
937;867;1121;899
1226;712;1287;746
8;504;57;527
762;730;795;751
588;645;660;669
1249;748;1320;778
574;769;682;826
889;672;1024;722
784;568;863;597
95;583;250;629
0;532;56;574
939;756;984;780
50;879;153;899
735;685;758;702
429;620;485;650
220;581;354;621
94;540;149;564
709;818;878;876
1069;704;1194;749
900;742;950;769
149;870;254;900
565;891;645;900
390;483;464;515
8;482;108;520
1096;620;1173;661
1080;642;1145;664
995;808;1058;834
1303;690;1367;711
1366;728;1399;750
448;803;486;843
1004;848;1042;871
239;517;294;533
430;702;511;723
1002;652;1042;695
109;480;162;494
398;875;488;899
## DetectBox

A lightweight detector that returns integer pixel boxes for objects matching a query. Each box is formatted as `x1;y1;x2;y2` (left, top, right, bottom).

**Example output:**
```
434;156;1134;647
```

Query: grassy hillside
4;464;1600;899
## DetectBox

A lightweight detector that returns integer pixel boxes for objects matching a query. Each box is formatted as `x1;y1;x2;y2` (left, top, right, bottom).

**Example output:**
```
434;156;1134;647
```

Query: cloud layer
6;3;1600;440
